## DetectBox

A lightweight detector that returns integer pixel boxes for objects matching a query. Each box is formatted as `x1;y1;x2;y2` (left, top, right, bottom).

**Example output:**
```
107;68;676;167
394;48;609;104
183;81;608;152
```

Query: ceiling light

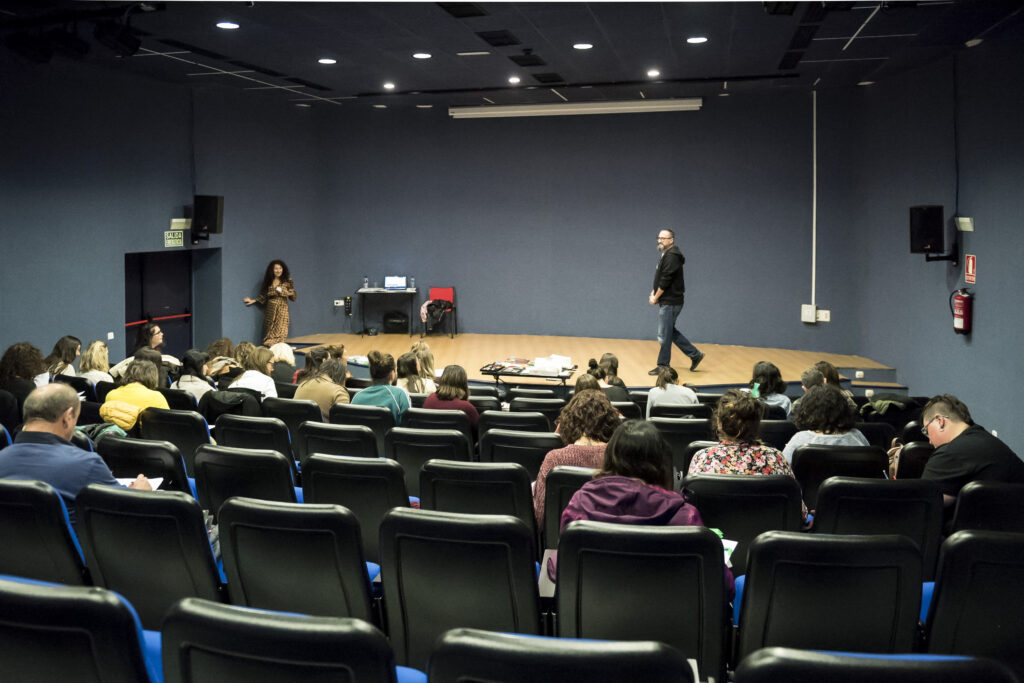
457;51;490;56
718;92;730;97
573;43;593;50
318;58;337;65
687;36;708;44
857;80;875;86
373;104;387;109
964;38;983;48
416;104;433;109
295;103;311;108
646;69;661;78
450;97;703;119
216;22;240;30
508;76;521;84
413;52;432;59
383;82;395;90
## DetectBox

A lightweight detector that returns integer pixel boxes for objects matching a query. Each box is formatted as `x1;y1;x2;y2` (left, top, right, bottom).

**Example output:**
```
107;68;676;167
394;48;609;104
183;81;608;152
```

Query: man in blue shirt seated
0;383;151;524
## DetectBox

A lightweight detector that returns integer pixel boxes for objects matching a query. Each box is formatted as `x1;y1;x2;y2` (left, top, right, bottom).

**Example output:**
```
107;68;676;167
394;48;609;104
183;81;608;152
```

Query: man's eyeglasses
921;414;944;435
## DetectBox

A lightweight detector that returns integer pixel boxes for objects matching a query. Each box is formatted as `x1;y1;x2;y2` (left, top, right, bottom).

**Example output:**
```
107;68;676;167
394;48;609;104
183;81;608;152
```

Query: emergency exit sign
965;254;977;284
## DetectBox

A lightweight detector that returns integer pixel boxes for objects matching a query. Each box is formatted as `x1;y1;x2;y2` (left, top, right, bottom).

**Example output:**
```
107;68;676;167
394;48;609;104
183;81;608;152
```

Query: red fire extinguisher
950;289;973;335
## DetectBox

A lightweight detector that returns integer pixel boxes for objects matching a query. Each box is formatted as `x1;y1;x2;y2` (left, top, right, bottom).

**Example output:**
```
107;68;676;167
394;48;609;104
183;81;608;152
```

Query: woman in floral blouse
688;389;794;477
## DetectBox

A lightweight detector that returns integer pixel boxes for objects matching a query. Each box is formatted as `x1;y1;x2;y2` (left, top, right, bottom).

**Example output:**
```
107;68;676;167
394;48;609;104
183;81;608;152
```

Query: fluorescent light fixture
573;42;593;50
687;36;708;44
508;76;521;84
383;82;396;90
373;104;387;109
318;58;337;65
449;97;703;119
416;104;433;109
857;80;875;86
413;52;432;59
216;21;239;30
457;51;490;56
295;103;311;108
965;38;983;48
646;69;661;78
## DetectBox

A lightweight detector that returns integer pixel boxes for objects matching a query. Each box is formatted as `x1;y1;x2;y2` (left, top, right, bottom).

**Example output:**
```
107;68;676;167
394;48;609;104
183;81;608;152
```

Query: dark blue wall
0;40;1020;452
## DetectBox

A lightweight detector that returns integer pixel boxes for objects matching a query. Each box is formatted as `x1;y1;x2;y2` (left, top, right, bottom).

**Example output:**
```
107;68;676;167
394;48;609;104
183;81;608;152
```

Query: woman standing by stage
244;259;296;346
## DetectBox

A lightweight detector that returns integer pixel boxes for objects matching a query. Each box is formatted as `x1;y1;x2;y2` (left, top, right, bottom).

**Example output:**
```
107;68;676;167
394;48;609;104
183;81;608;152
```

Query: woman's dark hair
324;344;345;359
714;389;763;443
134;322;162;351
132;347;166;387
319;358;348;386
749;361;786;397
397;352;425;394
124;359;159;390
0;342;45;383
367;350;396;383
206;338;234;359
655;365;678;389
792;384;856;433
586;358;607;381
436;365;469;401
574;374;601;394
180;350;208;378
261;259;291;294
599;419;672;490
44;335;81;375
813;360;842;387
296;346;329;384
558;390;621;445
599;353;620;380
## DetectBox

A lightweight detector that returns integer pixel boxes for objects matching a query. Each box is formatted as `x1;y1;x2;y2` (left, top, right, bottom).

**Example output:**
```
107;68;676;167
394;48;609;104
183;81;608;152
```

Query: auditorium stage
285;332;891;390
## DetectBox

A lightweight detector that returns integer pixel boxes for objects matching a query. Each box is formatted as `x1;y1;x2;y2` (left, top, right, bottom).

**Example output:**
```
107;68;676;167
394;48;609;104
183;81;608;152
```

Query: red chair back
429;287;454;302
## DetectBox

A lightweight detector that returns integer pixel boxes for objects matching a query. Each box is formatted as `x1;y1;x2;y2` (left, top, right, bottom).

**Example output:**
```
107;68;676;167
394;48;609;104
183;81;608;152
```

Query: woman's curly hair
792;384;856;433
0;342;45;383
713;389;763;442
557;390;622;445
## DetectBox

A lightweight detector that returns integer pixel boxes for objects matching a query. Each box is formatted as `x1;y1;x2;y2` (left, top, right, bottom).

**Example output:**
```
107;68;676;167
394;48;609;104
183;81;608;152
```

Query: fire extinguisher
950;289;973;335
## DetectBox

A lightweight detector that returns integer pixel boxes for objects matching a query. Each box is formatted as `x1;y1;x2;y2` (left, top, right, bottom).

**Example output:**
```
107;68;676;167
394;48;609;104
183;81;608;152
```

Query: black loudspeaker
193;195;224;234
910;205;943;253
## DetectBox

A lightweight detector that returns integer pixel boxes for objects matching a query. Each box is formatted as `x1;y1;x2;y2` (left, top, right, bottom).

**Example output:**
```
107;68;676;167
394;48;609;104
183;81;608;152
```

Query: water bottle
410;276;415;290
363;275;369;289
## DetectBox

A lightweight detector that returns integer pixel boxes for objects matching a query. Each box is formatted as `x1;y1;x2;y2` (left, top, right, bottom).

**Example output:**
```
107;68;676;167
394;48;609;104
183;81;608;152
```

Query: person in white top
78;341;115;386
171;350;215;402
646;366;698;418
229;346;277;400
42;335;81;379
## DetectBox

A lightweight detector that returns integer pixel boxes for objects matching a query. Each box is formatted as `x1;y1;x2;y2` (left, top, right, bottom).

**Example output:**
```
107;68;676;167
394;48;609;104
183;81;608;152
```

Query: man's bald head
23;383;80;429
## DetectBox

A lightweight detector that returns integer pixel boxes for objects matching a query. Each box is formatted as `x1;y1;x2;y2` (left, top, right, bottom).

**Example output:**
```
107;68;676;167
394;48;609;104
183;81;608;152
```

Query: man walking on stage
649;229;704;375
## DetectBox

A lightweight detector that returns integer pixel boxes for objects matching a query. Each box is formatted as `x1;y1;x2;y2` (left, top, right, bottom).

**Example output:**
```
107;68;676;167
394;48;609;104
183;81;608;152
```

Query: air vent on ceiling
778;51;803;70
228;60;286;78
509;54;546;67
532;72;564;84
476;30;521;47
286;77;331;92
438;3;489;19
157;39;227;61
788;24;820;50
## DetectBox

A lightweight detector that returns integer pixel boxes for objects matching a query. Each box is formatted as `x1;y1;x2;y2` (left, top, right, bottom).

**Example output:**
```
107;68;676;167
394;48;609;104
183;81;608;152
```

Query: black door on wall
124;251;192;359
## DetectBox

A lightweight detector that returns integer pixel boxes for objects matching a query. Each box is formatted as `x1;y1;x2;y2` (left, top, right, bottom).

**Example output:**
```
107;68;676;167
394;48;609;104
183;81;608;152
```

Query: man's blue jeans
657;302;699;367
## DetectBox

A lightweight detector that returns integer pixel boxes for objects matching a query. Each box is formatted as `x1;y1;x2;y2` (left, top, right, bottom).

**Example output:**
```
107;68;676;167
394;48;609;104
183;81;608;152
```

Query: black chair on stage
96;435;192;495
478;429;562;479
0;479;89;585
385;427;473;497
790;444;888;509
478;410;550;434
423;285;458;337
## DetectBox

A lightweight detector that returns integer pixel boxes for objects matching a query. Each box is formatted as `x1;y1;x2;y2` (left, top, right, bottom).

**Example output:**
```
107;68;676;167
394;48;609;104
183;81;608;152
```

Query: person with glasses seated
917;394;1023;507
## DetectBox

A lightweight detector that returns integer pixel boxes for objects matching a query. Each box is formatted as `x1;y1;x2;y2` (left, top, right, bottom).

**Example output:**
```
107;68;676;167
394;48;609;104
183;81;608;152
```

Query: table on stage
479;360;577;386
356;287;418;337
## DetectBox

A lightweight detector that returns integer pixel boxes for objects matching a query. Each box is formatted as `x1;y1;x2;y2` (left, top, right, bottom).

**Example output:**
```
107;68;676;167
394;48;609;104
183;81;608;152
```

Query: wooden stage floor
285;332;891;389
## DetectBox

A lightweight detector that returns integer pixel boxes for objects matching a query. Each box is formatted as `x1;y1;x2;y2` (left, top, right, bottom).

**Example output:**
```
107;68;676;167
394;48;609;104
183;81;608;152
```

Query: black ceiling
3;1;1023;109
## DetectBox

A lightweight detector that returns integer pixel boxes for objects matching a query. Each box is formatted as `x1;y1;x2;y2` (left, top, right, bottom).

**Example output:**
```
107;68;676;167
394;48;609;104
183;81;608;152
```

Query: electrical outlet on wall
855;370;864;379
815;309;831;322
107;332;114;340
801;304;817;323
333;299;344;307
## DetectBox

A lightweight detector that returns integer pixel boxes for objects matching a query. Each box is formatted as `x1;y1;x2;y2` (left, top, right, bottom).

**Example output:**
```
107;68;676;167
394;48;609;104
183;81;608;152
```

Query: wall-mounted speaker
910;205;943;254
193;195;224;234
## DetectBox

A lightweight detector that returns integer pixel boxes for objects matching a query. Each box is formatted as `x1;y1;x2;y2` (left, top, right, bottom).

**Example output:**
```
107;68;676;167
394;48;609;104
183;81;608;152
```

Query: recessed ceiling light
412;52;432;59
416;104;433;109
686;36;708;44
647;69;660;78
508;76;521;84
373;104;387;109
318;58;337;65
573;43;593;50
295;103;311;108
718;92;730;97
383;82;395;90
858;80;875;86
216;21;239;30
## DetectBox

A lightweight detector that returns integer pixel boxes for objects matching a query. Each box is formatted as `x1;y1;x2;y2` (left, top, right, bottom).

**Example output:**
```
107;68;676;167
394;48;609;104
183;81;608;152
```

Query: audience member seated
423;365;479;433
78;341;114;386
351;350;409;424
599;352;627;388
411;340;438;382
0;342;46;409
229;346;278;400
396;352;434;394
915;394;1024;507
171;350;215;402
744;360;791;418
588;359;632;403
790;367;822;417
0;384;151;524
533;390;621;526
268;342;298;384
42;335;81;379
133;347;169;388
204;337;240;379
101;360;170;430
645;366;698;418
782;384;868;465
573;374;602;394
110;322;181;380
689;389;795;477
294;357;350;419
293;345;328;385
814;360;858;409
553;419;732;593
